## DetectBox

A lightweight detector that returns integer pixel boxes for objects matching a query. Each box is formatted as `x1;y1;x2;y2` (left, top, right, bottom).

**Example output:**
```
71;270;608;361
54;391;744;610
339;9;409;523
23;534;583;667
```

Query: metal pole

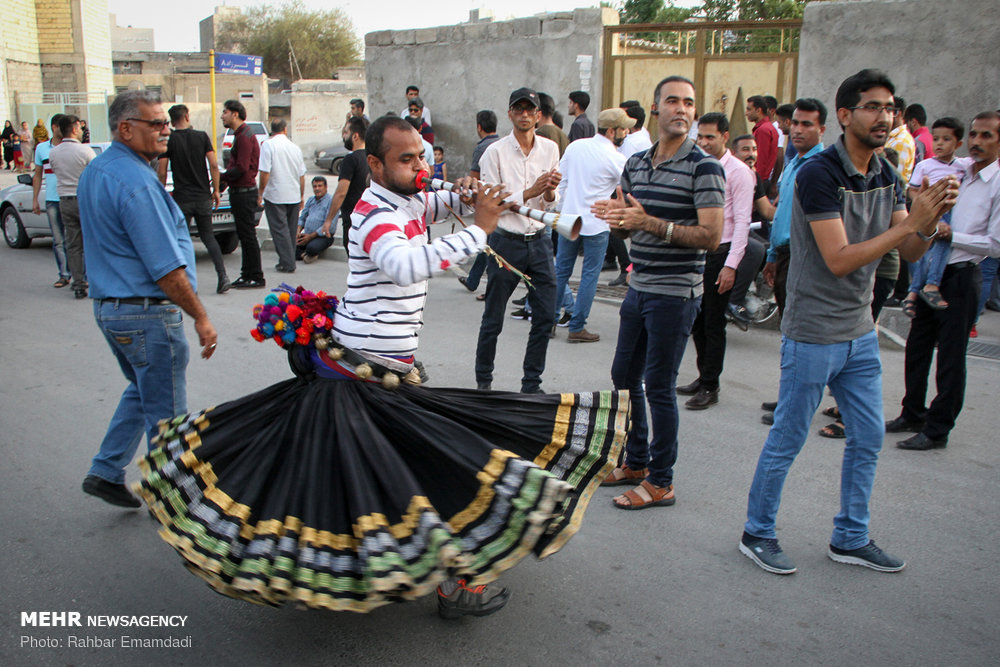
210;50;218;154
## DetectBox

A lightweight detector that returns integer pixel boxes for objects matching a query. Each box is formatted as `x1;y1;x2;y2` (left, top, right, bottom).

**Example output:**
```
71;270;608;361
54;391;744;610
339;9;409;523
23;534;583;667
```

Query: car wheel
215;230;239;254
329;157;344;174
2;206;31;248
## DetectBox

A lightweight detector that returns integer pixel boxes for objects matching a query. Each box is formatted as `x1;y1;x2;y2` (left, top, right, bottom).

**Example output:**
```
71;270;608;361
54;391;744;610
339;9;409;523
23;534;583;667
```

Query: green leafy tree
216;1;360;80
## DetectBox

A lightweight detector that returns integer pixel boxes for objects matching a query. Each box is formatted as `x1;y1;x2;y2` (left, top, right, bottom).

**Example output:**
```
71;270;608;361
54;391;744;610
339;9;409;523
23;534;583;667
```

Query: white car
220;121;268;167
1;143;245;252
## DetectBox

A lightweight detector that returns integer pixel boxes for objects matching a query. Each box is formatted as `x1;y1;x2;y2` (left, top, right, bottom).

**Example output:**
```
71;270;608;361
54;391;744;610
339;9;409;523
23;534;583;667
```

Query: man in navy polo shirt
739;70;957;575
78;90;218;509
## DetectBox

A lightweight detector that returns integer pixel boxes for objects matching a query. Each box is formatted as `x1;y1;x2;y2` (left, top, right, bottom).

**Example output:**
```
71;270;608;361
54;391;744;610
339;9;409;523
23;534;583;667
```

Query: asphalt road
1;216;998;666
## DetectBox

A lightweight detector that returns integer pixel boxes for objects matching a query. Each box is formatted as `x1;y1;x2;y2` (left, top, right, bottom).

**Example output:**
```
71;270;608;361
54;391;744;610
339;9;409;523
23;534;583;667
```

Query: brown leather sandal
612;480;675;510
601;464;648;486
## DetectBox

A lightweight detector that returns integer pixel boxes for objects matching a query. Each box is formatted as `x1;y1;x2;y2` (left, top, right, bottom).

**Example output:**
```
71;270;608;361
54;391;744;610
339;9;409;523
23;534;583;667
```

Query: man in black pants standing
158;104;230;293
219;99;263;289
891;111;1000;450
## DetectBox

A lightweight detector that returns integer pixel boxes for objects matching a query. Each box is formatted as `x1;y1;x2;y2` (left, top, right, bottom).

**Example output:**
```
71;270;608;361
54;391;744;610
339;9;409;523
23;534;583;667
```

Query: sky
108;1;606;53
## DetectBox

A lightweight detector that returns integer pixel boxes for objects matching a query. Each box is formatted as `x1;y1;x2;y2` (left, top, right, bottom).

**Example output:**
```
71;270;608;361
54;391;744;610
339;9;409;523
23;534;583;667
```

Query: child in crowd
902;117;969;315
432;145;447;181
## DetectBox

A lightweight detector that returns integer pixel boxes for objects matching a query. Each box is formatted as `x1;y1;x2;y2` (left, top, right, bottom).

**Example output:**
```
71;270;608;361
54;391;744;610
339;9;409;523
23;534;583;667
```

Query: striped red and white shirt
332;181;486;360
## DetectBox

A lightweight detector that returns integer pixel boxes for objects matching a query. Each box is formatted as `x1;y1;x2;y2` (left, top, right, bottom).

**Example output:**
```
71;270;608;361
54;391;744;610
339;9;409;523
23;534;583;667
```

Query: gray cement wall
290;79;368;158
798;0;1000;143
364;7;619;177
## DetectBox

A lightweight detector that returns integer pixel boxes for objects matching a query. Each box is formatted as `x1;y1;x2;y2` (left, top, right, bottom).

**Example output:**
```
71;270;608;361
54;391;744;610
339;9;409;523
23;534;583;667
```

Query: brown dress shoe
567;329;600;343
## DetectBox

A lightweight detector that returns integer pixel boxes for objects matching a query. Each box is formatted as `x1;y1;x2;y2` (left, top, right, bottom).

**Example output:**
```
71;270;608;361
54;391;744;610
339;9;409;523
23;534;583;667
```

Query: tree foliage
216;1;360;80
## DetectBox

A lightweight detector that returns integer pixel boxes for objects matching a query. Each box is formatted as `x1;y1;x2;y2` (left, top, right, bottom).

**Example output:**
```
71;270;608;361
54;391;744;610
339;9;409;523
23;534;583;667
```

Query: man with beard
739;70;957;575
322;115;370;252
220;99;263;289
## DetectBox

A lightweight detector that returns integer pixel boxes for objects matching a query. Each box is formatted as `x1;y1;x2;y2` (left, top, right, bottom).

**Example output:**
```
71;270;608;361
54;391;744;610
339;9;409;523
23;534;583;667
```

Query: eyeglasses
127;117;171;130
509;105;538;115
846;104;897;116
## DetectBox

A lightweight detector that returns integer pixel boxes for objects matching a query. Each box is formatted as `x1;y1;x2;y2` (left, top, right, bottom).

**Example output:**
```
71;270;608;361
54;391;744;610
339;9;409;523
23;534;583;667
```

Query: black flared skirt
136;378;628;612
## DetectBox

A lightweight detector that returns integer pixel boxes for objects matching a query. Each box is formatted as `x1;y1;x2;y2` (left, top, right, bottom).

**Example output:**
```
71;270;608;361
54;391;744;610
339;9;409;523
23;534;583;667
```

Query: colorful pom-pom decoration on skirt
134;286;628;612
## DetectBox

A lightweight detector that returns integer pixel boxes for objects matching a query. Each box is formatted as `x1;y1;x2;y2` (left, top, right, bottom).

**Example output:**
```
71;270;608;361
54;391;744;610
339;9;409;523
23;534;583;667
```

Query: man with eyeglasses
475;87;561;393
738;70;957;576
48;113;95;299
77;90;218;509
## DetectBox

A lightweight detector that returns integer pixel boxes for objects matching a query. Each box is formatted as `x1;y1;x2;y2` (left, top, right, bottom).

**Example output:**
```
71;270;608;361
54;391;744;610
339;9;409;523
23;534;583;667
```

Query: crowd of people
22;66;998;619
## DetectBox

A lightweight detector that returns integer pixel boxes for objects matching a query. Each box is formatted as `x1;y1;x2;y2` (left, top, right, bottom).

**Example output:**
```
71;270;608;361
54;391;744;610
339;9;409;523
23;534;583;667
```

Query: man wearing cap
553;108;632;343
475;87;561;393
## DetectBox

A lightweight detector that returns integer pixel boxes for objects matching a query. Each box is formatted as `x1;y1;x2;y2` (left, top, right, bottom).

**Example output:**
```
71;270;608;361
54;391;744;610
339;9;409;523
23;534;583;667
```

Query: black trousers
606;234;630;272
229;189;263;282
773;245;790;317
178;198;227;279
730;233;767;305
900;262;980;440
475;233;556;392
690;243;731;390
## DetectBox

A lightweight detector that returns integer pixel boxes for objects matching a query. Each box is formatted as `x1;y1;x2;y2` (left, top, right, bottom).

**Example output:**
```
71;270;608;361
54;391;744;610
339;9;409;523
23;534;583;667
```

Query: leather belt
230;186;258;194
495;227;546;242
100;297;173;306
947;261;976;270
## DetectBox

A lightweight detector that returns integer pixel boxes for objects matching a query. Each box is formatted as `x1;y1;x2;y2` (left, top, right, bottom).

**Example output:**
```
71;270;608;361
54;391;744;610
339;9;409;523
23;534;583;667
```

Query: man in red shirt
904;104;935;162
219;99;263;288
747;95;779;184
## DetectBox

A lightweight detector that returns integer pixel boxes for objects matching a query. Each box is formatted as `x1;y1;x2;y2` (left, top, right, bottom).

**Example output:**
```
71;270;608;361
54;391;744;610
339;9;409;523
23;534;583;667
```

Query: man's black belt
947;261;976;270
495;227;546;242
59;195;77;200
230;186;258;194
100;297;173;306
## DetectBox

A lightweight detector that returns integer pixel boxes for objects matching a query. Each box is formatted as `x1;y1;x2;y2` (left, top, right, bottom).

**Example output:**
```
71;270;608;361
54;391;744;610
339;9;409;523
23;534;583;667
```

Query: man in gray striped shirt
594;75;726;510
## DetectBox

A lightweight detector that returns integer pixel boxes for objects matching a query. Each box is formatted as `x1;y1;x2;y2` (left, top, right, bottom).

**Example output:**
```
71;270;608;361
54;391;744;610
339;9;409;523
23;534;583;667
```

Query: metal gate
602;19;801;140
17;92;110;144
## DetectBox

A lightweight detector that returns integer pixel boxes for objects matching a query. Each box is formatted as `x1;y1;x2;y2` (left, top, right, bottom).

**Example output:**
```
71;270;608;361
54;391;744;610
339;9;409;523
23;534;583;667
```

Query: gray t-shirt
782;139;906;344
49;138;96;197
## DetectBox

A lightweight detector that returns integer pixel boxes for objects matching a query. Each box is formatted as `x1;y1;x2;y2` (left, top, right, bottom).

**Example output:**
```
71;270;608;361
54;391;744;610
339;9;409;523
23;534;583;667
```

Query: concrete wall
109;14;154;52
365;7;619;177
290;78;368;157
798;0;1000;142
36;0;113;95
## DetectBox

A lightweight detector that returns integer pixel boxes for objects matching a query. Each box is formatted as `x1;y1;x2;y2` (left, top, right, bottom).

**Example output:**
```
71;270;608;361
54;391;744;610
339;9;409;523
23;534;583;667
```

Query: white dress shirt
619;127;652;158
259;133;306;204
949;158;1000;264
478;132;560;235
557;133;627;236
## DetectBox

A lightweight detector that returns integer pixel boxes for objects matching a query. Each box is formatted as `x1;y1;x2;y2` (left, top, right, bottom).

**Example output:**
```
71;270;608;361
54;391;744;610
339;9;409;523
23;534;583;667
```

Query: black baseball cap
509;87;539;108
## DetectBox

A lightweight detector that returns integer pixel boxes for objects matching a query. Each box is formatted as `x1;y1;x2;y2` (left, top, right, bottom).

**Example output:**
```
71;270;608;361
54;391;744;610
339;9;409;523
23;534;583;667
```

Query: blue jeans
555;231;609;332
464;252;488;291
908;239;951;292
89;300;190;484
976;256;998;321
745;330;884;550
45;201;70;280
611;288;699;487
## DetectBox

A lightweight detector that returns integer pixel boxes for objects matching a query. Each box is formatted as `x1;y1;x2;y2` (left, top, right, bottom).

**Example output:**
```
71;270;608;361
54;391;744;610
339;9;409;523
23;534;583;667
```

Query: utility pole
287;39;303;81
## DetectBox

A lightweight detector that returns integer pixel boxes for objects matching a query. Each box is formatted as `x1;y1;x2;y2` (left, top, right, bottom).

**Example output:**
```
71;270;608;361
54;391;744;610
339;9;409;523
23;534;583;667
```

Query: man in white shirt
894;111;1000;450
619;103;652;158
677;112;754;409
475;87;561;393
554;108;632;343
49;113;96;298
258;119;306;273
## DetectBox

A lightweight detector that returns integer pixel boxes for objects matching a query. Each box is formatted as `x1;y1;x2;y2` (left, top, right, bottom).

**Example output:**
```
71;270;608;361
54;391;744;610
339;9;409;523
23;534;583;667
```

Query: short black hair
893;96;907;113
50;113;65;130
552;111;564;129
775;104;795;120
345;115;369;140
406;85;419;94
763;95;778;111
476;109;497;133
794;97;828;126
882;146;900;168
350;98;364;109
311;175;328;185
620;99;640;109
732;134;755;146
223;99;247;120
654;75;695;104
835;69;895;111
698;112;729;134
747;95;768;112
538;92;556;119
972;110;1000;127
168;104;188;124
904;104;927;126
433;145;443;153
270;119;287;134
57;114;80;137
569;90;590;111
623;104;645;129
931;116;964;141
366;115;418;161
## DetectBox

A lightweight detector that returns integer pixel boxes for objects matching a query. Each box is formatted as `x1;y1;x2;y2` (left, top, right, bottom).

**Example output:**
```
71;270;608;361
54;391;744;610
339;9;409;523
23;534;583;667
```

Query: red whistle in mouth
414;170;429;189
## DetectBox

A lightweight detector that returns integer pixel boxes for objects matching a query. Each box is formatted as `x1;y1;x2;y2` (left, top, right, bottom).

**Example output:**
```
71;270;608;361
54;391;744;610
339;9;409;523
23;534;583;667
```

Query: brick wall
35;0;74;53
